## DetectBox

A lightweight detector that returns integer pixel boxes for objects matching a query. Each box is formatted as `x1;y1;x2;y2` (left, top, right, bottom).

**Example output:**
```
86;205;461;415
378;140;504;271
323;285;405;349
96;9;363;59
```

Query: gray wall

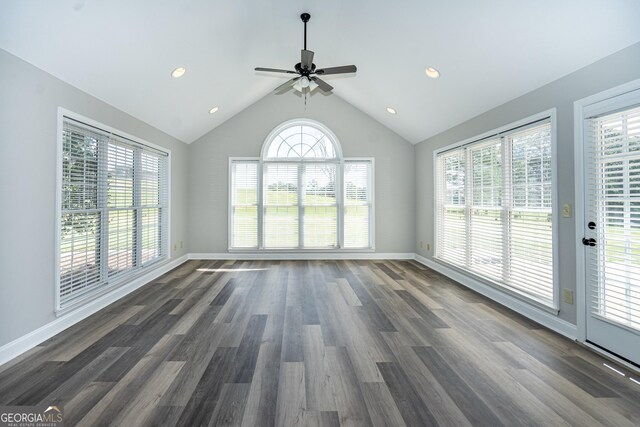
188;91;416;254
415;42;640;325
0;49;189;347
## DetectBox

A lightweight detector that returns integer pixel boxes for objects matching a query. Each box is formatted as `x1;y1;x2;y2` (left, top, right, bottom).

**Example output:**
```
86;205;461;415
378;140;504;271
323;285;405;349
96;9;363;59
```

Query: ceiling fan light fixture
171;67;186;78
292;76;311;92
386;107;397;115
425;67;440;78
308;79;319;92
209;106;219;114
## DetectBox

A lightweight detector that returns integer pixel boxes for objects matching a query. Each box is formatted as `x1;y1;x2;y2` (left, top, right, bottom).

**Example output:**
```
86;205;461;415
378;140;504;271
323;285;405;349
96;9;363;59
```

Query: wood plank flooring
1;259;640;426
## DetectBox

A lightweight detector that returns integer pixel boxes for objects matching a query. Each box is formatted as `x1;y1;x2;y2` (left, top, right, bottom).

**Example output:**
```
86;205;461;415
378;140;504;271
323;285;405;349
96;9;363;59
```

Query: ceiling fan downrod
301;13;310;50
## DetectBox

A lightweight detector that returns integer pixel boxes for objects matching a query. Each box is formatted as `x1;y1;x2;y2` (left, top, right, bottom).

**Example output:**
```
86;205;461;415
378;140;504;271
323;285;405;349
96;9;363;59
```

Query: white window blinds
469;139;504;281
436;150;467;266
229;159;373;250
435;119;555;308
263;163;299;248
230;161;259;249
344;161;372;248
508;124;553;303
59;117;168;309
303;164;338;248
586;104;640;330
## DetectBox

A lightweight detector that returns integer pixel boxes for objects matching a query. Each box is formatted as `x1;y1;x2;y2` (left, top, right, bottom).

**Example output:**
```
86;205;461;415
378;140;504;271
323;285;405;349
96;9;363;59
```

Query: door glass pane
593;106;640;331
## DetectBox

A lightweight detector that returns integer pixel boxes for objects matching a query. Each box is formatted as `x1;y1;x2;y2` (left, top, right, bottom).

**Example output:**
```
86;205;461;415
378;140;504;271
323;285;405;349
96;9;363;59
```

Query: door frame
574;78;640;348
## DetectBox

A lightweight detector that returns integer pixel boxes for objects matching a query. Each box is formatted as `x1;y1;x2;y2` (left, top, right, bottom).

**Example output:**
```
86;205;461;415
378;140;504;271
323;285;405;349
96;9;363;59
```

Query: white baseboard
188;252;416;260
0;255;189;367
413;254;578;340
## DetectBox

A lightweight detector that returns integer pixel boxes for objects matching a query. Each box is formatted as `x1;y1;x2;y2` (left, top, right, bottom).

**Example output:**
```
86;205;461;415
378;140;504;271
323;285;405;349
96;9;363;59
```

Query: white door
583;90;640;366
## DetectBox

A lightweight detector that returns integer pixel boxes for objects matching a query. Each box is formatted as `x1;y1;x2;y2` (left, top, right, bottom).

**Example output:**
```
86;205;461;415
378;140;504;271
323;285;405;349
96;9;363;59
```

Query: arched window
230;119;373;251
262;120;342;160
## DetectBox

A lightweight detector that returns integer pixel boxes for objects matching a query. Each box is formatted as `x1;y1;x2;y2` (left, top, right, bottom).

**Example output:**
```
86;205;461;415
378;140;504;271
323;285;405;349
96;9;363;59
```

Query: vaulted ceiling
2;1;640;144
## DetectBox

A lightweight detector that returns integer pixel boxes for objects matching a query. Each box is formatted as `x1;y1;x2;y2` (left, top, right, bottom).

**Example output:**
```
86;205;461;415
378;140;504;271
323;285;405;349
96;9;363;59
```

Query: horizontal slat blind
231;161;259;248
263;163;299;248
469;140;504;281
508;124;553;303
60;122;103;303
140;151;168;265
106;141;135;278
586;105;640;330
303;164;338;248
344;161;372;248
435;149;467;266
435;119;554;308
59;118;168;309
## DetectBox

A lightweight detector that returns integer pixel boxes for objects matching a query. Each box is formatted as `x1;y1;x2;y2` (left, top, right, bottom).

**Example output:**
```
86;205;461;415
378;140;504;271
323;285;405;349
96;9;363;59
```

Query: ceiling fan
255;12;357;93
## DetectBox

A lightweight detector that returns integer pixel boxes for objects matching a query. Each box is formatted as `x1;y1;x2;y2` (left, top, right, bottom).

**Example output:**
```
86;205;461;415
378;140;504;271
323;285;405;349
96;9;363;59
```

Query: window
57;114;169;310
229;120;374;250
435;114;555;308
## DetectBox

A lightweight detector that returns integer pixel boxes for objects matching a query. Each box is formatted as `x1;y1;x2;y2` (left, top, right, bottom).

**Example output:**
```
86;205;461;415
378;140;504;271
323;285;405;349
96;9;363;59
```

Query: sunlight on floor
196;268;270;272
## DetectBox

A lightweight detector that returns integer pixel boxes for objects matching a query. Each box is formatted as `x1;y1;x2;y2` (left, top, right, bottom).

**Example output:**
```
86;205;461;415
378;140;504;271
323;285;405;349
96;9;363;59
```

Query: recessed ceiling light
425;67;440;79
171;67;186;78
386;107;397;115
209;106;219;114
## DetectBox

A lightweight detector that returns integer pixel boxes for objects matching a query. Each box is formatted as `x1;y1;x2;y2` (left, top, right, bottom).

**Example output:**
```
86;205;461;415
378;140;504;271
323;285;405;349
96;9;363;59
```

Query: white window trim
573;78;640;344
432;108;559;313
55;107;172;315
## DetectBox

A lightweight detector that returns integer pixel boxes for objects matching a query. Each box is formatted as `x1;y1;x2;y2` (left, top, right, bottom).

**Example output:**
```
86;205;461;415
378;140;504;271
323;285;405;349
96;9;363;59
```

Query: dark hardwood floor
1;259;640;426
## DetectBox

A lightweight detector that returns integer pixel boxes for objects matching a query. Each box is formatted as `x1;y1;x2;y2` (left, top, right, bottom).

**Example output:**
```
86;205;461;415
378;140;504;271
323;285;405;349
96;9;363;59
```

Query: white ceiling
2;1;640;144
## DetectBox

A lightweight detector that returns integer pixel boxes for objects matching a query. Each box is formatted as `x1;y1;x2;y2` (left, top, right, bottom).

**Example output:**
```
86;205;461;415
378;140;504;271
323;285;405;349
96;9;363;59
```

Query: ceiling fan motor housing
295;62;316;75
